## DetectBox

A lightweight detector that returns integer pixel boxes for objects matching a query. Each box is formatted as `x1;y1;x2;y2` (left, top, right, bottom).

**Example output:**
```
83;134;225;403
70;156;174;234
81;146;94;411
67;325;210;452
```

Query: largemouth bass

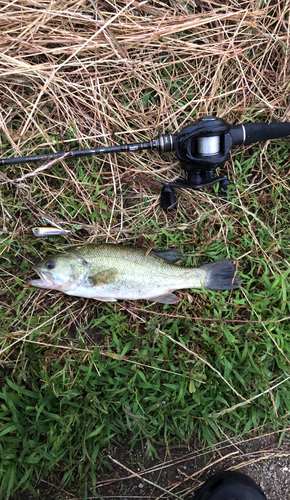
28;244;240;304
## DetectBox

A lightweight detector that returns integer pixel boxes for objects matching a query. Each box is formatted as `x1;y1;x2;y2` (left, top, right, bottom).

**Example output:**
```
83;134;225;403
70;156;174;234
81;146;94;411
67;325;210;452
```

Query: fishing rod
1;116;290;210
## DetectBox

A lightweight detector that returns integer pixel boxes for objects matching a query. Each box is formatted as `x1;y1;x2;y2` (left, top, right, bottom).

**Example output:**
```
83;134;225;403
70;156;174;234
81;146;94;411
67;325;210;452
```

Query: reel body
160;116;233;210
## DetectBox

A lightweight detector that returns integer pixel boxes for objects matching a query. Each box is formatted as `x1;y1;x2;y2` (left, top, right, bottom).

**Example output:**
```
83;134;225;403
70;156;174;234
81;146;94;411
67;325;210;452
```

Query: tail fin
201;259;241;290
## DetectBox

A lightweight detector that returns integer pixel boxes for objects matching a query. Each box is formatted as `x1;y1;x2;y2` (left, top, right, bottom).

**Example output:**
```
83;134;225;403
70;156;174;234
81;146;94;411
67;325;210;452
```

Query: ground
94;432;290;500
28;431;290;499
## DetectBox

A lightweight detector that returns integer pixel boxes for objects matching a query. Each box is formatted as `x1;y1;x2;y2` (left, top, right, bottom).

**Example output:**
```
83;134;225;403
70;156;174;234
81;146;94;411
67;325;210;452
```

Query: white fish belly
64;269;207;301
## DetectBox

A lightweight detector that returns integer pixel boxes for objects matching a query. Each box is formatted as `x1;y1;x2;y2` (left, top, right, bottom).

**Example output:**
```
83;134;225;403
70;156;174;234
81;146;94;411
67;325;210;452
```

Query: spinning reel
1;115;290;211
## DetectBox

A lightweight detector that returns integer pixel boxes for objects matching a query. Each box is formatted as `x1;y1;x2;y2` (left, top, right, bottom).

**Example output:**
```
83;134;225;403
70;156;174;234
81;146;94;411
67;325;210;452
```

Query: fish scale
70;245;206;300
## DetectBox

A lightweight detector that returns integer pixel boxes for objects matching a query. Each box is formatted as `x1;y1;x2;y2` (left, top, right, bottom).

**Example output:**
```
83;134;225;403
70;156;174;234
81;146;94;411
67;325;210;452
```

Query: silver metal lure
33;227;71;237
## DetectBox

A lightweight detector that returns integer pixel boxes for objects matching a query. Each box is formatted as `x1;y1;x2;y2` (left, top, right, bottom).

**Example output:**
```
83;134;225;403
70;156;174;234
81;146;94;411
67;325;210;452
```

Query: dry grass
0;1;289;241
0;0;289;236
0;0;290;498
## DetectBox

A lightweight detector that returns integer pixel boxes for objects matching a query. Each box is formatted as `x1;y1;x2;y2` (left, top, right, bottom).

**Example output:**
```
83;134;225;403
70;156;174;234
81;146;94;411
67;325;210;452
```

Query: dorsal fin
142;248;183;263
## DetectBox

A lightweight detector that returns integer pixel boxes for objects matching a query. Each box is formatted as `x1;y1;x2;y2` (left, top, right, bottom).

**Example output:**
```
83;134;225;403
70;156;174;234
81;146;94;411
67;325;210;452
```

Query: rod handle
230;122;290;146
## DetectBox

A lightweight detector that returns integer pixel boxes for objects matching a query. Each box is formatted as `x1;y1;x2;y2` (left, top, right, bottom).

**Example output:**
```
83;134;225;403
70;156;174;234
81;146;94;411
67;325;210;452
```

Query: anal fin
93;296;117;302
149;293;181;304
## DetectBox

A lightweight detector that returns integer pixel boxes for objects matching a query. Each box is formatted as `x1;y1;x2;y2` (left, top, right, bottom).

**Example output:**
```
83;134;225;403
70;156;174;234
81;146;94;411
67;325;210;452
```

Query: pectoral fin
149;293;181;304
88;268;118;286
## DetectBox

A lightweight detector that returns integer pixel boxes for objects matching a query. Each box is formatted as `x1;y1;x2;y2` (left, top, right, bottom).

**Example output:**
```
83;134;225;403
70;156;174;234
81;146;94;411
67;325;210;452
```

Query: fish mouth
28;266;77;291
27;266;55;289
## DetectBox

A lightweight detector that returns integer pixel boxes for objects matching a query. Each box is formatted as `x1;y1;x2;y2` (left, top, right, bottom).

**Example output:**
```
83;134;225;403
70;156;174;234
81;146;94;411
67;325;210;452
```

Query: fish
33;227;71;237
27;244;240;304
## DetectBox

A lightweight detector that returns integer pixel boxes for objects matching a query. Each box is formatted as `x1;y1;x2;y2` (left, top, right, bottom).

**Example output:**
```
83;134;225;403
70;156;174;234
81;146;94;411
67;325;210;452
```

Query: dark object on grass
194;470;267;500
1;116;290;211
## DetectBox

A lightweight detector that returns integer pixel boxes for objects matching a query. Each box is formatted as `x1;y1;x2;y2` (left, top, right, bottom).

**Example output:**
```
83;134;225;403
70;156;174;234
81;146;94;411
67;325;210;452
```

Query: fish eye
46;260;55;270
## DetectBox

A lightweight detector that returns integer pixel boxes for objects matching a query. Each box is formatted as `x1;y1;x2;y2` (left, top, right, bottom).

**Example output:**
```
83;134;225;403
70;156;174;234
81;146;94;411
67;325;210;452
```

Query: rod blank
0;141;152;166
